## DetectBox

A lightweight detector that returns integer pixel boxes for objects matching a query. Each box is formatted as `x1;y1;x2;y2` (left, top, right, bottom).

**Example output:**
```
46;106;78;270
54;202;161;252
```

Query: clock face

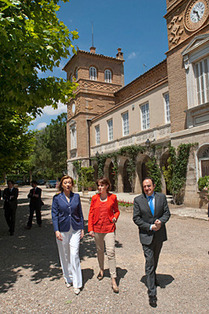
184;0;208;31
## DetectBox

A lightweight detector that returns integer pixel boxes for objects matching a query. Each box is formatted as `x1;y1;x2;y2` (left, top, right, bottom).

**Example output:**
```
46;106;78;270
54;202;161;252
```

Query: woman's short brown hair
97;177;111;192
58;175;74;192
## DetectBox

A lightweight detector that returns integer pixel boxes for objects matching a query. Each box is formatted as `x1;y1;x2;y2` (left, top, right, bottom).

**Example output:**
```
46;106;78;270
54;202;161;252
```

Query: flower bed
118;200;134;212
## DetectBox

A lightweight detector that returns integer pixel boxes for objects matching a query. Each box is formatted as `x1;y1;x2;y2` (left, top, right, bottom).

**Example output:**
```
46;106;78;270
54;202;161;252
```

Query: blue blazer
51;192;84;232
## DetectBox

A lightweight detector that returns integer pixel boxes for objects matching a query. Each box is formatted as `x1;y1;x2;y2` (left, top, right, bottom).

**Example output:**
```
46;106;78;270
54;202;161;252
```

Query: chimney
116;48;123;60
90;46;96;54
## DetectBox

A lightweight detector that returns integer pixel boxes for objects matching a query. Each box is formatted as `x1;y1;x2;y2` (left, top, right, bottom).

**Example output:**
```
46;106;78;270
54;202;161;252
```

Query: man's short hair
142;177;155;186
7;180;14;185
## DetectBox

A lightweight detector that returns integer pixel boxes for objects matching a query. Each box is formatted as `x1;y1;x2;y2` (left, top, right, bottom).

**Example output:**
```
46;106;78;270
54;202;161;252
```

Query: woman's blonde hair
58;175;74;192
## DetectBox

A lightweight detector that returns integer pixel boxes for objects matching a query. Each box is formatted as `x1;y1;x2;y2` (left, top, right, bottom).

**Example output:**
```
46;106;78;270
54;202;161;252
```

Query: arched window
105;69;112;83
197;145;209;177
69;74;73;82
89;66;97;80
75;68;78;81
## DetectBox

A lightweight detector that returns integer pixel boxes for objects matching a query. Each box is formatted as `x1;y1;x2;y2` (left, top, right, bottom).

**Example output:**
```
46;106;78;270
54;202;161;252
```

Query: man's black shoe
155;279;160;286
149;296;157;308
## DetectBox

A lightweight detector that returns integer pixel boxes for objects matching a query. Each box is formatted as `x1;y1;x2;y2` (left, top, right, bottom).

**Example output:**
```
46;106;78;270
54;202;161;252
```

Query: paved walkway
0;187;208;313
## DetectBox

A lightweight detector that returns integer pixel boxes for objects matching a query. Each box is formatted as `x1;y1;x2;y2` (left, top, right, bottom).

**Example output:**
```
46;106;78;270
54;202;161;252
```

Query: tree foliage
0;0;78;174
0;107;35;176
31;112;67;179
0;0;78;116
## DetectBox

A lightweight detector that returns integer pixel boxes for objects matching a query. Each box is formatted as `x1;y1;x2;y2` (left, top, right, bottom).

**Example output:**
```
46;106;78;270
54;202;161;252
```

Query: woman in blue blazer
52;175;84;295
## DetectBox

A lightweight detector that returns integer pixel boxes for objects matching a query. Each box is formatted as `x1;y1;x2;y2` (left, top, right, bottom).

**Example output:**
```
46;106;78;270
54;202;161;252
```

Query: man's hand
154;219;162;230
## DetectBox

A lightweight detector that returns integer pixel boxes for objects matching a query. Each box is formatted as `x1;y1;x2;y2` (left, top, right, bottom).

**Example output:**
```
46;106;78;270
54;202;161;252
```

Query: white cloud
37;122;47;130
43;101;67;115
128;52;137;60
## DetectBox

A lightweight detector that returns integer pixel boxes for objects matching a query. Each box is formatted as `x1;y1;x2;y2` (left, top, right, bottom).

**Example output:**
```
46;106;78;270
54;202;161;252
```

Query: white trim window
122;111;129;136
89;66;97;80
70;125;77;149
164;93;170;123
95;125;100;145
105;69;112;83
141;103;150;130
107;119;113;141
195;57;209;105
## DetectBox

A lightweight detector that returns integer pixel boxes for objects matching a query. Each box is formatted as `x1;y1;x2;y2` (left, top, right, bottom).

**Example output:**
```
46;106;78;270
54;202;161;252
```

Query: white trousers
56;226;82;289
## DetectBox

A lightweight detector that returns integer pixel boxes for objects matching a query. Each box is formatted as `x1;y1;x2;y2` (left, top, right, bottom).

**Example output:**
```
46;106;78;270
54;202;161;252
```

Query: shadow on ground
140;273;174;289
0;201;100;294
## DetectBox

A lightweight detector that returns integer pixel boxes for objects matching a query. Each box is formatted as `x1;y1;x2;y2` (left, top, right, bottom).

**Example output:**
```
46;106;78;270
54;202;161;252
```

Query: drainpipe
87;119;92;166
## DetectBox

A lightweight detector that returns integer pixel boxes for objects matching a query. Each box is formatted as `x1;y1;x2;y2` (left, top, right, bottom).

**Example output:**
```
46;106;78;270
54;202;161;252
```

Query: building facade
65;0;209;207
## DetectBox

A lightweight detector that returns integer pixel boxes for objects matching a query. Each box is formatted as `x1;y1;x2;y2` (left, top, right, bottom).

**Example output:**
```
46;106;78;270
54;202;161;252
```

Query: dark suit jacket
133;192;170;246
3;187;18;210
28;187;42;208
51;192;84;232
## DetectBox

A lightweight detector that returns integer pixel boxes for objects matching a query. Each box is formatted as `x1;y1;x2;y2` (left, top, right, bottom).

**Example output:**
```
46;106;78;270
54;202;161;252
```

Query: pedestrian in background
52;175;84;295
25;180;43;229
133;177;170;308
3;180;18;236
88;177;120;293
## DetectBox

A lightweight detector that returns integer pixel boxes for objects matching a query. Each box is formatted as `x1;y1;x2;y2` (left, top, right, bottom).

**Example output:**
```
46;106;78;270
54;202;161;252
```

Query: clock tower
165;0;209;206
63;47;124;177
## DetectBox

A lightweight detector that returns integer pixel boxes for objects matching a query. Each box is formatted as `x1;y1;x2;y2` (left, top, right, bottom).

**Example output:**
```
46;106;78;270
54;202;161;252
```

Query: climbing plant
163;144;193;204
119;145;145;192
72;160;82;191
146;157;162;192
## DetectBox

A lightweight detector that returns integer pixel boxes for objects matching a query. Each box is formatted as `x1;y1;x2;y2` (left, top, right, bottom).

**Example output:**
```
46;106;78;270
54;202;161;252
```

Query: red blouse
88;193;120;233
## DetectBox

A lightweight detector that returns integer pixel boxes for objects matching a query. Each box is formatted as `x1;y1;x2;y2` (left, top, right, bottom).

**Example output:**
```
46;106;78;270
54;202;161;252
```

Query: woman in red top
88;177;120;293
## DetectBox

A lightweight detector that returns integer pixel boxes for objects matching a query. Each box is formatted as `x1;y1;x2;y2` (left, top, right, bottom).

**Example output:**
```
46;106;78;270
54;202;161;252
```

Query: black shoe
155;279;160;286
24;226;31;230
149;296;157;308
10;232;14;236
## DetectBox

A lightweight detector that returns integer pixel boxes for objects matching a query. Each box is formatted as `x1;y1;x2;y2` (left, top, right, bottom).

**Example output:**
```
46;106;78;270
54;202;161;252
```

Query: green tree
0;108;35;177
32;112;67;179
0;0;78;175
0;0;78;116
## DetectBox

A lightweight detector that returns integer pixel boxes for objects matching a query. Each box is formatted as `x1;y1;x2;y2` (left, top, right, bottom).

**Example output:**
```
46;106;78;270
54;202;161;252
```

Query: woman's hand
55;231;63;241
112;217;117;223
80;229;84;239
89;231;95;237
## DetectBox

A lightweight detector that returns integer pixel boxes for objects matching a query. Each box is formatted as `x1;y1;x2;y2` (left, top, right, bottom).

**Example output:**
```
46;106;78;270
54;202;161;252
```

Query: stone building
65;0;209;207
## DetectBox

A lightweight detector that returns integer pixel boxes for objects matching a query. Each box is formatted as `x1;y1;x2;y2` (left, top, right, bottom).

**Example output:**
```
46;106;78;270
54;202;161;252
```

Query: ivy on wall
163;144;194;204
119;145;145;192
146;157;162;192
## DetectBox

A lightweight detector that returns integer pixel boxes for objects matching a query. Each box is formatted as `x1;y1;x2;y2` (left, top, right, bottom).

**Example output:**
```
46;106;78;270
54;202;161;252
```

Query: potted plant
80;166;95;193
198;176;209;209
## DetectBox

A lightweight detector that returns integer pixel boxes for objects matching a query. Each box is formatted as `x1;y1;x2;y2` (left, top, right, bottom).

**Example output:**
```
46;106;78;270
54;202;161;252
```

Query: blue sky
32;0;168;130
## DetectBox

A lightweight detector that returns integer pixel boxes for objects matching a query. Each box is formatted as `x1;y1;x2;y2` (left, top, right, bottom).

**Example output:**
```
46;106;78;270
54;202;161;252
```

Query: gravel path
0;187;208;313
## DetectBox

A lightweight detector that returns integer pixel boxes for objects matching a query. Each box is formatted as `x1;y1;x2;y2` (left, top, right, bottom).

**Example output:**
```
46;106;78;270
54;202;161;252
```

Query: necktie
148;196;154;216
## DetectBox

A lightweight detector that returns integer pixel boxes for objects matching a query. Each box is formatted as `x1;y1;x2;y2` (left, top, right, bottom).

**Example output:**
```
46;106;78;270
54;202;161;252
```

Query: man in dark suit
133;177;170;308
3;180;19;235
26;180;43;229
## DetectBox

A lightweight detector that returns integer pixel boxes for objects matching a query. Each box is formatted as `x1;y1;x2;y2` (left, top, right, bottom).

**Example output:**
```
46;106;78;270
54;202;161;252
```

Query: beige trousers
94;232;116;278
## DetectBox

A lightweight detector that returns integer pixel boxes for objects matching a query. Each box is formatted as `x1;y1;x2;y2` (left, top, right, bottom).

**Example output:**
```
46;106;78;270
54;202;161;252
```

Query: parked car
37;179;45;185
15;180;24;186
46;180;57;188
